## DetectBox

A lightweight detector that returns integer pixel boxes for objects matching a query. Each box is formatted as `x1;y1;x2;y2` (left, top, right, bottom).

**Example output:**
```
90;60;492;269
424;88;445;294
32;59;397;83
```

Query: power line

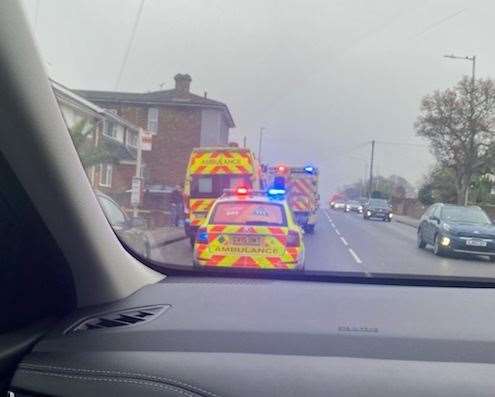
114;0;146;90
375;140;429;148
408;8;467;40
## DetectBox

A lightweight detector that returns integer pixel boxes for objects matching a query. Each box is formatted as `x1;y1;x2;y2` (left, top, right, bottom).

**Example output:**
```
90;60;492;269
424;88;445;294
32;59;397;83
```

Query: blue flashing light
273;176;286;190
196;229;208;244
268;188;286;197
304;165;315;174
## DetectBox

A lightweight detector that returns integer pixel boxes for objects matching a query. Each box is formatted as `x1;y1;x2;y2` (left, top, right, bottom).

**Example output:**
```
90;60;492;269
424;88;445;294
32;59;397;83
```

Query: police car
193;187;305;270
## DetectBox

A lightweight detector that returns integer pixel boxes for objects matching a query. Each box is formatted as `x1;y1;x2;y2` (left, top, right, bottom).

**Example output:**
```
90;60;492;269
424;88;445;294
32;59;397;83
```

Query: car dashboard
11;277;495;397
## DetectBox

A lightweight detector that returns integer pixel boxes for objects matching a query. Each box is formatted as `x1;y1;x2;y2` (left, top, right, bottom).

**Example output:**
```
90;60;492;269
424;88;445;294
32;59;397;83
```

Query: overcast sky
20;0;495;198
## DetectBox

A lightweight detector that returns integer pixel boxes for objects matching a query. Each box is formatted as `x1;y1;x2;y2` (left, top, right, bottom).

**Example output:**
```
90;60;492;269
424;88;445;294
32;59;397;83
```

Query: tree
415;77;495;205
418;165;457;205
418;183;434;206
68;119;116;168
343;174;414;200
469;174;495;204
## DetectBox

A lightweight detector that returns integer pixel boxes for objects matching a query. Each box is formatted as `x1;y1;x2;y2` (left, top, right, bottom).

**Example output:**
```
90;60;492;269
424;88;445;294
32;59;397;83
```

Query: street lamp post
257;127;265;163
444;54;476;83
443;53;477;205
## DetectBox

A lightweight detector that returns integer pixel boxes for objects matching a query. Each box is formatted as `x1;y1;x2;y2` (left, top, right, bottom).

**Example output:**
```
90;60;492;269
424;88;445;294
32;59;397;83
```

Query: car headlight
440;236;451;246
367;211;371;216
388;213;393;218
358;206;363;211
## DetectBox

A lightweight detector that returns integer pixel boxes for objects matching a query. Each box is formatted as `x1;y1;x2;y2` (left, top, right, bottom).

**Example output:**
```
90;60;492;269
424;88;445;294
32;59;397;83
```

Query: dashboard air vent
69;305;169;333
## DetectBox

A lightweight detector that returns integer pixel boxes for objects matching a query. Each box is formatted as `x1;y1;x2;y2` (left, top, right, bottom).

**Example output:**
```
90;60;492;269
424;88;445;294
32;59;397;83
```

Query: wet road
153;209;495;280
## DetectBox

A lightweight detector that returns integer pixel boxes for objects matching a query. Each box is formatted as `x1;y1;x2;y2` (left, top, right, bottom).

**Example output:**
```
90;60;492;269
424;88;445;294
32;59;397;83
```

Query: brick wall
144;106;201;187
112;163;135;193
93;101;201;188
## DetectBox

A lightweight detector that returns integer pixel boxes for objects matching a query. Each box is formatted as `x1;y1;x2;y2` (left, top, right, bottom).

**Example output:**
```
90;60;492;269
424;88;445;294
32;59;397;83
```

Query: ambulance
184;147;260;244
262;165;320;233
193;187;305;270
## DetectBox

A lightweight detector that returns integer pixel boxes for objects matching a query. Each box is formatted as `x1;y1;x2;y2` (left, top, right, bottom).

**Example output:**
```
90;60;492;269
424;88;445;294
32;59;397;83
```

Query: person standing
170;185;184;226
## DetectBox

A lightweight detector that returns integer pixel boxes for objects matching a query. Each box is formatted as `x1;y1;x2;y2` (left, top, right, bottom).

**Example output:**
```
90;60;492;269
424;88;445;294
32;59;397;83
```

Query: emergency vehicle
184;147;260;244
193;187;305;270
262;165;319;233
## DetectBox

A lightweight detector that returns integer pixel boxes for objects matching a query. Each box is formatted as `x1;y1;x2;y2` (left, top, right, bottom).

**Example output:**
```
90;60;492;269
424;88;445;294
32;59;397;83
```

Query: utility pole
363;161;368;197
257;127;265;163
368;140;375;199
132;128;144;218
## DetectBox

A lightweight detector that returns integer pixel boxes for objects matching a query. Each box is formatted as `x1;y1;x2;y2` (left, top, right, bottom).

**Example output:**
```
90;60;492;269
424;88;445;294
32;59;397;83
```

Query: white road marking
324;210;337;230
348;248;362;264
324;209;370;276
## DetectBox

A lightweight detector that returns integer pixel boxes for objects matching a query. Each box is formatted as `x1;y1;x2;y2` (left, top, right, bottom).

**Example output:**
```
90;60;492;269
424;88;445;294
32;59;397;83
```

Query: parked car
417;203;495;260
95;191;151;258
363;198;393;221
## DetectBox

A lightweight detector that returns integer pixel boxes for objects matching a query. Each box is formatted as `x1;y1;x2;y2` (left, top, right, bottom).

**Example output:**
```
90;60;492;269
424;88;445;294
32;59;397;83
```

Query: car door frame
420;204;435;244
425;205;442;244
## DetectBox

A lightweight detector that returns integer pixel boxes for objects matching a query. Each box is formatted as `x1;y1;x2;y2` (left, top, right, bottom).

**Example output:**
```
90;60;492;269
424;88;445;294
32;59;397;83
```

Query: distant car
332;200;346;210
363;198;393;221
417;203;495;260
345;200;363;213
95;191;151;259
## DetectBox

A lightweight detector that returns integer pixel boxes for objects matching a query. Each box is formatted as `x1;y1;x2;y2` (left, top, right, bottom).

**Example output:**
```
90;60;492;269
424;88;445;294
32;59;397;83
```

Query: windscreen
441;207;491;225
191;175;252;199
27;0;495;280
211;202;286;226
369;199;389;208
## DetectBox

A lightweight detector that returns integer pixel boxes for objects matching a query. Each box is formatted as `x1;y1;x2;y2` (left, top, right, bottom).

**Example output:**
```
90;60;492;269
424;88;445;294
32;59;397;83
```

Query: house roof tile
75;88;235;127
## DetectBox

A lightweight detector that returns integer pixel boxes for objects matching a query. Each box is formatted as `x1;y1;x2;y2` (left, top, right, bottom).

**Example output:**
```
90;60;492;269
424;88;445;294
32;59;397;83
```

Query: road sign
141;131;153;151
131;176;142;206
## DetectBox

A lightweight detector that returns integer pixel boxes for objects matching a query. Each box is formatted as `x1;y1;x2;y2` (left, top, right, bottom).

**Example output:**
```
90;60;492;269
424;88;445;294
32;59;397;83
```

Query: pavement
147;226;187;248
393;214;420;228
150;209;495;280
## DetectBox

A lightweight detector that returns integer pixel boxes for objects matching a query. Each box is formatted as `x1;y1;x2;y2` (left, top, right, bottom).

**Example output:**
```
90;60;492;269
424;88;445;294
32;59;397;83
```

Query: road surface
151;209;495;279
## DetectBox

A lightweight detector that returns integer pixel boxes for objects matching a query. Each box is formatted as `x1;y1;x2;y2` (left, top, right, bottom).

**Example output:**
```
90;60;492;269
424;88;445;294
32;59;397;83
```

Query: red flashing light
236;187;248;195
286;230;300;247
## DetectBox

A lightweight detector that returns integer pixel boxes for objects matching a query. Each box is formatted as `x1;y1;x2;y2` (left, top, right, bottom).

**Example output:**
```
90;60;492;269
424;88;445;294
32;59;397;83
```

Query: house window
99;163;113;187
147;108;158;133
127;131;138;147
104;121;117;138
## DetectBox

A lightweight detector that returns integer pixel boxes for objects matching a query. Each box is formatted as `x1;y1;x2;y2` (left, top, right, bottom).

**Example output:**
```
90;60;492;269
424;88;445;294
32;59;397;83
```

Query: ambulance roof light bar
222;188;266;197
267;188;286;197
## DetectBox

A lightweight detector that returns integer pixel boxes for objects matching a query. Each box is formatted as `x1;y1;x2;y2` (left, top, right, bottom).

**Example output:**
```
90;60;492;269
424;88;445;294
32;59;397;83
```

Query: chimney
174;73;191;94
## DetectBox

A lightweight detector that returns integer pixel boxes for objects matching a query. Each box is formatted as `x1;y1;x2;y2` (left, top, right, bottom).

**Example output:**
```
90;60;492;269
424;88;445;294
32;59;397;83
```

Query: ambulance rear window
211;202;287;226
191;175;252;198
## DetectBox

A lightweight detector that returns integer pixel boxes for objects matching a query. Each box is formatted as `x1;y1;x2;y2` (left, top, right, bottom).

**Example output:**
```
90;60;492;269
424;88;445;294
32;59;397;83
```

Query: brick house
75;74;235;191
52;80;142;204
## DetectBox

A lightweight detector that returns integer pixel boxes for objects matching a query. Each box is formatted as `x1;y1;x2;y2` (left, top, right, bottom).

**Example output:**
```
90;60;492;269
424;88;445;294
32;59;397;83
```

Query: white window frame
127;130;138;148
99;163;113;187
103;120;117;138
147;107;158;134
